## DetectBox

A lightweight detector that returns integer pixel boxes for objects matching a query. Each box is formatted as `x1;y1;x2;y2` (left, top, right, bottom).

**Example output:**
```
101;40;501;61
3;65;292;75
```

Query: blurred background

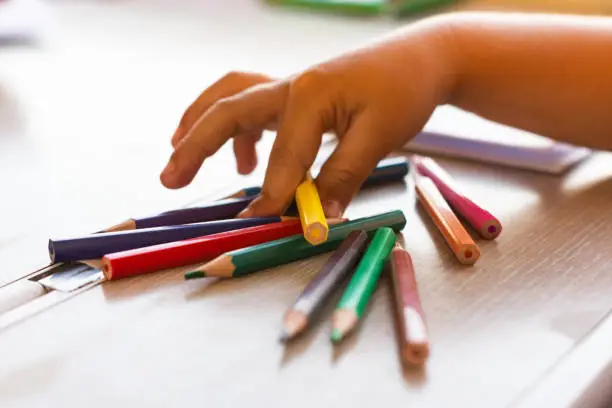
0;0;611;274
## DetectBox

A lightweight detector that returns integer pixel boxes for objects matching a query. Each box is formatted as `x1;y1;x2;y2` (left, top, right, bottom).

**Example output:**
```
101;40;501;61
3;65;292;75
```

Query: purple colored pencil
49;216;288;263
104;196;255;232
279;230;368;342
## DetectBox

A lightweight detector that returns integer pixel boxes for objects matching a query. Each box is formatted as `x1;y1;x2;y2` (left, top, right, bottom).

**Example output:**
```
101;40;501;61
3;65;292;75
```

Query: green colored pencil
267;0;386;16
184;210;405;279
331;227;397;343
391;0;457;17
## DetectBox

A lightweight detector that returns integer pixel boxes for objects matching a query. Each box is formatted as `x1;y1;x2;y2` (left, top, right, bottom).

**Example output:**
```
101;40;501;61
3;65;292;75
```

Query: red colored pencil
389;242;429;366
102;220;305;280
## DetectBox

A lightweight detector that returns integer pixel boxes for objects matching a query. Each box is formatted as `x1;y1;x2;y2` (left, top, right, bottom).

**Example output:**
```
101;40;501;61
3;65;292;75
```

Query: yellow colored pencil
295;173;328;245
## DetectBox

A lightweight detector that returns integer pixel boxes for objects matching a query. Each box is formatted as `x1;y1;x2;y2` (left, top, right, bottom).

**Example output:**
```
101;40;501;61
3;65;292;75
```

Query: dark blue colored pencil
361;157;410;187
104;196;255;232
50;216;291;262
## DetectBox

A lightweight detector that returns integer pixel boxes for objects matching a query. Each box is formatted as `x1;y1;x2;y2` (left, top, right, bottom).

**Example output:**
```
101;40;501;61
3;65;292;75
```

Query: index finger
172;72;274;147
161;81;288;189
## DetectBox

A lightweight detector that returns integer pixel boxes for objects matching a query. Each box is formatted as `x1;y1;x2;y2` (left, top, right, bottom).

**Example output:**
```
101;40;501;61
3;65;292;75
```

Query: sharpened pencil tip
184;270;206;280
278;329;292;343
331;328;343;343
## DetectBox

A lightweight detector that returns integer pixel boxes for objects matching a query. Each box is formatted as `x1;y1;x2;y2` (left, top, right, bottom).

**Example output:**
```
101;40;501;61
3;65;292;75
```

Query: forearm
442;13;612;149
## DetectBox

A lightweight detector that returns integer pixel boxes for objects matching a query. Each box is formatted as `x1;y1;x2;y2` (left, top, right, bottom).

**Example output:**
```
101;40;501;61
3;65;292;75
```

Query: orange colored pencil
414;175;480;265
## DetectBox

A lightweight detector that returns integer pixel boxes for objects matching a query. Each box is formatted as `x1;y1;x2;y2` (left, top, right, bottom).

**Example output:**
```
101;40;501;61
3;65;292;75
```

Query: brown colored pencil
389;242;429;366
414;175;480;265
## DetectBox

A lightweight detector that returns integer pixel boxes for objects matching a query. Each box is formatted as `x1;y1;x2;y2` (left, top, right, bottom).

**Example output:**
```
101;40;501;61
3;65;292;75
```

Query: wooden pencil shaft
132;196;255;229
389;245;429;364
415;156;501;239
270;0;385;15
335;228;397;318
414;176;480;264
392;0;456;16
291;230;369;320
49;217;284;263
361;157;410;187
228;210;406;277
105;220;305;280
295;173;328;245
414;156;458;191
236;158;409;209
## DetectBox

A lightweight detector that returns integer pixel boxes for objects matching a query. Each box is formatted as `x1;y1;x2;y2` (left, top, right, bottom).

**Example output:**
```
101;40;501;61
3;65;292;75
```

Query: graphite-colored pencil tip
330;328;344;343
278;329;292;343
184;270;206;280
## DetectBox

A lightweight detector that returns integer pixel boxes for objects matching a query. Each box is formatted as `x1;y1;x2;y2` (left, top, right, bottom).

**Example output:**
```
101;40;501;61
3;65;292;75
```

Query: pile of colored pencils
46;154;501;367
46;157;410;281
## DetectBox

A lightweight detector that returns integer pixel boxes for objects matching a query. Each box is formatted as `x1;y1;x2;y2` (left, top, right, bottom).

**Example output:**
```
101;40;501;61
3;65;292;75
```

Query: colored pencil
49;217;291;263
246;157;411;214
267;0;385;16
104;196;255;232
102;218;345;280
391;0;456;17
295;172;328;245
184;210;406;280
361;156;410;187
414;175;480;265
103;220;300;280
414;155;502;239
388;242;429;366
279;230;368;342
222;186;262;199
331;227;397;343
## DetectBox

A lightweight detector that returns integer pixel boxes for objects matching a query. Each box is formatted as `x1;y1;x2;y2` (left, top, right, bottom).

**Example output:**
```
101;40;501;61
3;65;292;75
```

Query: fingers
161;81;287;189
238;71;331;217
315;113;392;217
172;72;274;148
232;131;262;175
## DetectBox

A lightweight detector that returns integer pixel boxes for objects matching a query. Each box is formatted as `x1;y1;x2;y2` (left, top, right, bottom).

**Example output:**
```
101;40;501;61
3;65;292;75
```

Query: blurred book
0;0;50;43
402;106;592;174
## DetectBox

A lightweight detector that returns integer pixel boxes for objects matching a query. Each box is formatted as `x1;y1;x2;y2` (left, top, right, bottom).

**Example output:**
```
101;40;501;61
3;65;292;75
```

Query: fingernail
322;200;343;218
161;160;176;183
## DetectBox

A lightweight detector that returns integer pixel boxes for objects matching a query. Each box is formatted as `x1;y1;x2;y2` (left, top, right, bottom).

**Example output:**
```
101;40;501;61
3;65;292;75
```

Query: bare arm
447;12;612;149
162;13;612;217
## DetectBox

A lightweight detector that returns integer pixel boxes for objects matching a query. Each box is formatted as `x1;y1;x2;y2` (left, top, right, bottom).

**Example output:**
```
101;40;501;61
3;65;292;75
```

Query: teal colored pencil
331;227;397;343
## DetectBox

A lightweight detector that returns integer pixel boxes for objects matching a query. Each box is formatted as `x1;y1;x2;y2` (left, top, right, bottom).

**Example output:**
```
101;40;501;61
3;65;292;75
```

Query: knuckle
221;71;248;84
270;144;309;172
318;165;366;198
291;68;329;96
255;191;288;215
326;166;363;187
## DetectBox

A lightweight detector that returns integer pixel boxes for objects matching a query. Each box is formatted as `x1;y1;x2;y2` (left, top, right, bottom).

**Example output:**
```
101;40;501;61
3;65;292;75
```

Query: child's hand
161;18;456;217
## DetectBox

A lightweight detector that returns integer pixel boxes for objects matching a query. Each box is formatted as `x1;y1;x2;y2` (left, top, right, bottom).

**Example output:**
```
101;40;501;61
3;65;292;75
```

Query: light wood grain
2;1;612;407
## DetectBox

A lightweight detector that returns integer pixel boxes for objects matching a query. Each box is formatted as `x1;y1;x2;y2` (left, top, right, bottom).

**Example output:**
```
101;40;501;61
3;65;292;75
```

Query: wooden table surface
2;1;612;407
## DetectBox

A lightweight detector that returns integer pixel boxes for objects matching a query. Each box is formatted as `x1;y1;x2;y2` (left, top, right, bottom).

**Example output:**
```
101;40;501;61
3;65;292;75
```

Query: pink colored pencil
413;156;502;240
